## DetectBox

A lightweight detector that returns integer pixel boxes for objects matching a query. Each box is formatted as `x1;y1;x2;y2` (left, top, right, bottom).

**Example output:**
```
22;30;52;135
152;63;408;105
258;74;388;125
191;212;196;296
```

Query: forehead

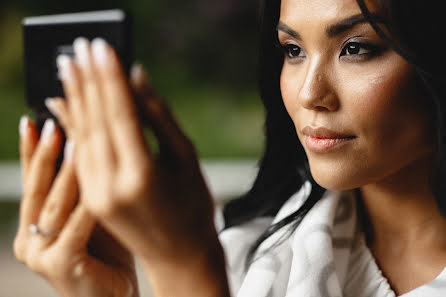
280;0;379;24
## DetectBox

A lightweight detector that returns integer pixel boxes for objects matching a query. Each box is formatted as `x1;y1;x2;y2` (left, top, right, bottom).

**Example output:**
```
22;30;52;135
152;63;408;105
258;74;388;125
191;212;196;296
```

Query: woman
13;0;446;296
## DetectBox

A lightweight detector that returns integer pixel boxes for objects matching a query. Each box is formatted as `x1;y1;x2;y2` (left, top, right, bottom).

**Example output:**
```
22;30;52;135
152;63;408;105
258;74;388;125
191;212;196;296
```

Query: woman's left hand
46;38;229;296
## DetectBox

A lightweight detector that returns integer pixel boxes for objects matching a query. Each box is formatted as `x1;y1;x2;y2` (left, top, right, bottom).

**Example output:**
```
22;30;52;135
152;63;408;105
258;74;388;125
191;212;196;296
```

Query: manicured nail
91;38;109;66
131;63;143;78
56;54;72;80
64;139;74;161
41;119;55;144
19;115;29;138
45;97;61;118
73;37;90;67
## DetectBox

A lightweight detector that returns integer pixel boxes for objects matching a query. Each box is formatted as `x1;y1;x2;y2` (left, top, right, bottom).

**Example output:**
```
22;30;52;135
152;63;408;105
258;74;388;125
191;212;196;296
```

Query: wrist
141;238;230;297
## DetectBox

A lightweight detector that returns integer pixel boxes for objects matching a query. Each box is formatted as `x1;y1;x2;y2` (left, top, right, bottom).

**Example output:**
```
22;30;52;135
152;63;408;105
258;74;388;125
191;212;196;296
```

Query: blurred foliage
0;0;265;160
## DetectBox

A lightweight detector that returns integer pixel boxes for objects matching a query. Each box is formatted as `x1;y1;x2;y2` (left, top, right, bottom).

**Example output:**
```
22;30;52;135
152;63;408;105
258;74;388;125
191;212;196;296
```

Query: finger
56;55;86;139
73;38;105;128
45;97;73;138
57;203;96;253
73;37;115;172
130;63;154;98
21;118;62;228
19;115;39;185
36;140;78;247
15;115;39;261
91;38;150;166
130;63;159;126
130;65;194;163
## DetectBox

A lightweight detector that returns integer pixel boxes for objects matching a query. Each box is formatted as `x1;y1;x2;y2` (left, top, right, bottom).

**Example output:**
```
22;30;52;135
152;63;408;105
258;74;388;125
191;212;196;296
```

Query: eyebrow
277;13;387;39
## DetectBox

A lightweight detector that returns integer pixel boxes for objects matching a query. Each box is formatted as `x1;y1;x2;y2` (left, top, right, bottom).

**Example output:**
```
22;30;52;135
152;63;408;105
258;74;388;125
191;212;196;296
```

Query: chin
307;159;364;191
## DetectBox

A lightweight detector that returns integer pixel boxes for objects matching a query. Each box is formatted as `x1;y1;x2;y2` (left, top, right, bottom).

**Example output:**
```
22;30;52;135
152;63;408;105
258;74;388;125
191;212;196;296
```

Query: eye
279;43;305;60
340;42;379;58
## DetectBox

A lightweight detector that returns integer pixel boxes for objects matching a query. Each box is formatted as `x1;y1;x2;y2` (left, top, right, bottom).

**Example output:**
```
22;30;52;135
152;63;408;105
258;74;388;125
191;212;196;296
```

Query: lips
302;126;355;139
302;126;356;153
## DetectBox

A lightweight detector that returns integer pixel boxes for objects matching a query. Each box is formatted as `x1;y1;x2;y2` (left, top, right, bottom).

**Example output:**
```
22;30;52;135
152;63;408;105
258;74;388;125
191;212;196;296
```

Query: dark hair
222;0;446;269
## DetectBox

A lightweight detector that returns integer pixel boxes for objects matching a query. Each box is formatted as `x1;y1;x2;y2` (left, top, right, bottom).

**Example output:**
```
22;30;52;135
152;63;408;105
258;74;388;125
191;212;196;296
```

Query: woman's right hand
13;116;139;297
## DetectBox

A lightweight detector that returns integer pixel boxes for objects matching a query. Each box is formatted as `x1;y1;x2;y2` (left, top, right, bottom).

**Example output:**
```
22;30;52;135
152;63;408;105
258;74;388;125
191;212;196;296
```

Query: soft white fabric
218;183;446;297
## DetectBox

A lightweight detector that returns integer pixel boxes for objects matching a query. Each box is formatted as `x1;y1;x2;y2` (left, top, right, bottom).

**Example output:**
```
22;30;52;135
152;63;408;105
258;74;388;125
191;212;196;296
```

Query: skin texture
279;0;446;294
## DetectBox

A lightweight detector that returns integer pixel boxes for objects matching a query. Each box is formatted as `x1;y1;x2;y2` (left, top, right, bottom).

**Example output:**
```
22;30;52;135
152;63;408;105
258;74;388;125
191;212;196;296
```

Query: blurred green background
0;0;265;162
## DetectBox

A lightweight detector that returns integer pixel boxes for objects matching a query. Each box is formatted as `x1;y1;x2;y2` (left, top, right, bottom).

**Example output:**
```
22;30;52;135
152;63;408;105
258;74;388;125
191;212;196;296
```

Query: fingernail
41;119;56;144
91;38;109;66
45;97;61;118
56;54;73;80
131;63;143;78
64;139;74;161
19;115;29;138
73;37;90;67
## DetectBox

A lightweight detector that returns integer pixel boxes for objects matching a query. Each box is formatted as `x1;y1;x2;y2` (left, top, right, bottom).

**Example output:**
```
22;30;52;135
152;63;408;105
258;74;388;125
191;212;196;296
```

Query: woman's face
279;0;435;190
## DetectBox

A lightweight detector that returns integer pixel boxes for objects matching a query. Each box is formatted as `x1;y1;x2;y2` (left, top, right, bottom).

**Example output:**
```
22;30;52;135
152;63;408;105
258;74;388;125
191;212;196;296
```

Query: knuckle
27;187;48;203
94;199;117;218
119;165;150;196
45;253;70;276
13;238;27;263
26;250;44;274
42;198;62;217
84;79;99;96
89;193;121;219
69;257;89;281
127;169;150;197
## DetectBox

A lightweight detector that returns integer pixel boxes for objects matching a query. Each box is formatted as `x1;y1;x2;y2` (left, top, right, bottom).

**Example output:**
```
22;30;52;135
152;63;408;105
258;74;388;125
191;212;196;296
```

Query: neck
358;154;446;254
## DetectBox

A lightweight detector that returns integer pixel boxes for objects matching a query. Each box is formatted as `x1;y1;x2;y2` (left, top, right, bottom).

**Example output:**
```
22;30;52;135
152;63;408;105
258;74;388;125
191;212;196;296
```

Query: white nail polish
73;37;90;67
64;139;75;161
45;97;60;118
131;63;143;78
41;119;56;144
91;38;109;66
56;54;72;80
19;115;29;138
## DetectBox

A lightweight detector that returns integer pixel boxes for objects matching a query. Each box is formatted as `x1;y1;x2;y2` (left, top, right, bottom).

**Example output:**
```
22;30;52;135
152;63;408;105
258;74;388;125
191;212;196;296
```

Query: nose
298;60;339;112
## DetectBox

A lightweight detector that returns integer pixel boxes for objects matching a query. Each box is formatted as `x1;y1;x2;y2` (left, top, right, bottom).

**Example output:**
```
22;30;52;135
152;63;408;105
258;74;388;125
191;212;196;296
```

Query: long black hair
222;0;446;268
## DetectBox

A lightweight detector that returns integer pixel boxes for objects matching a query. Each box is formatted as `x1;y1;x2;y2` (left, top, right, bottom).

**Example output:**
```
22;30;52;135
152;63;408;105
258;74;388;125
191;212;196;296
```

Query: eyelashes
279;43;305;59
340;42;382;58
276;40;383;62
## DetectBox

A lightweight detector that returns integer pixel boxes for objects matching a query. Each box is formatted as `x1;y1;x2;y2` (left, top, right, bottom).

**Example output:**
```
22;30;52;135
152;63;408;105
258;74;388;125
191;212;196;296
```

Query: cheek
280;65;303;118
347;68;431;150
338;62;435;184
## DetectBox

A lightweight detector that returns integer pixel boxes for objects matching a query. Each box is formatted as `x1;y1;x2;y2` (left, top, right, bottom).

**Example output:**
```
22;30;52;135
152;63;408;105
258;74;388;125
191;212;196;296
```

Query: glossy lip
302;126;354;138
302;126;356;153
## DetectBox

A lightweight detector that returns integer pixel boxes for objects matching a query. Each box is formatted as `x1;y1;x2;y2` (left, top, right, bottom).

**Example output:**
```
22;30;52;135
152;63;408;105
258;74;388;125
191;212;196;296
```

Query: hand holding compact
47;38;228;296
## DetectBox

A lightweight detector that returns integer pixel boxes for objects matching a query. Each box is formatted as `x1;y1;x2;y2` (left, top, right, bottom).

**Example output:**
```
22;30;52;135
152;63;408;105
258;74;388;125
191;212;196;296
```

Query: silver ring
28;224;58;237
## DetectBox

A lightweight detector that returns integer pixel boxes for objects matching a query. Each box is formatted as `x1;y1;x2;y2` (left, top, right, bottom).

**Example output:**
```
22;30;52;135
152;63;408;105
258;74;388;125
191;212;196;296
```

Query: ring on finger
28;224;59;237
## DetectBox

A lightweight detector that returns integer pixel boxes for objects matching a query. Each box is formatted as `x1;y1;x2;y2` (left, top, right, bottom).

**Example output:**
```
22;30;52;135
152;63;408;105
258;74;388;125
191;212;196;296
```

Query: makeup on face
278;0;435;190
302;126;356;153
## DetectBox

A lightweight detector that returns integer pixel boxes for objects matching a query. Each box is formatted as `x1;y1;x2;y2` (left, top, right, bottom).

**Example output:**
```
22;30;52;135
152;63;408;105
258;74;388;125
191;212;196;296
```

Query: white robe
217;182;446;297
